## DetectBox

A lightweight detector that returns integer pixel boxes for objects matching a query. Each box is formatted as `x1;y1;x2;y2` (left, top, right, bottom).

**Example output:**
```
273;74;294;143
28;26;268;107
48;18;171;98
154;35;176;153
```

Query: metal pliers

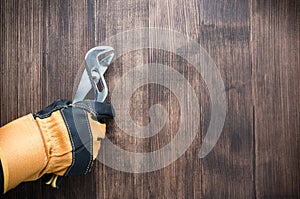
73;46;114;103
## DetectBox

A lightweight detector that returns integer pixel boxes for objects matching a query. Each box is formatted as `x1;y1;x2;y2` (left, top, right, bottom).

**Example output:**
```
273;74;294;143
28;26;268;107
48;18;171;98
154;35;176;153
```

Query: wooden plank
38;0;97;198
94;0;151;198
148;0;203;198
40;0;96;104
0;0;21;126
251;0;300;198
0;0;44;197
198;0;255;198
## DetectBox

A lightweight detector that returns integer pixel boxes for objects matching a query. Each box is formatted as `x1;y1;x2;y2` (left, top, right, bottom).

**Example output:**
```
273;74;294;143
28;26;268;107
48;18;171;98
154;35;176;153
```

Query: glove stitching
60;110;75;176
83;111;93;175
29;115;48;178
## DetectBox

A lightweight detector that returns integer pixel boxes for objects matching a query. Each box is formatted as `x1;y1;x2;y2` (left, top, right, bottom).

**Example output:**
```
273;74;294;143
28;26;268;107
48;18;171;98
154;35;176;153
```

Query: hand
0;99;114;193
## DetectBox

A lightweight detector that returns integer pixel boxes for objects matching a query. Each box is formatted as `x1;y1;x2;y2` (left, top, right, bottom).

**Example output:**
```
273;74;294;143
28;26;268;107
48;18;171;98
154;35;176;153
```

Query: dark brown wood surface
0;0;299;198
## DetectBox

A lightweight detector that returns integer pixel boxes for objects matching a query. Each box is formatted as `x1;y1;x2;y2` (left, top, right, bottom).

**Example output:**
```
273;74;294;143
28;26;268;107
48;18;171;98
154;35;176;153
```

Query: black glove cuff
71;100;115;121
33;99;71;119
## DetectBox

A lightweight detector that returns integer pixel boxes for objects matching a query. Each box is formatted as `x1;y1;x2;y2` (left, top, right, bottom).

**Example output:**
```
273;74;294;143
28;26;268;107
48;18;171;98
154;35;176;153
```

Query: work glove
0;99;114;194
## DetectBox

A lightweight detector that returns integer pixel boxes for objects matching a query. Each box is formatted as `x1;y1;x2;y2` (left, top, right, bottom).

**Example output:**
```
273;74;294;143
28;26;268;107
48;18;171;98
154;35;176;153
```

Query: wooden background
0;0;299;198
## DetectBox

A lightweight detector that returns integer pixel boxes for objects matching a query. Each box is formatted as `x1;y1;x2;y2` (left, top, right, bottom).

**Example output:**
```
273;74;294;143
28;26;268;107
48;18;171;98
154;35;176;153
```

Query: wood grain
0;0;43;198
252;1;300;198
148;1;204;198
39;0;97;198
199;0;255;198
95;0;151;198
0;0;299;198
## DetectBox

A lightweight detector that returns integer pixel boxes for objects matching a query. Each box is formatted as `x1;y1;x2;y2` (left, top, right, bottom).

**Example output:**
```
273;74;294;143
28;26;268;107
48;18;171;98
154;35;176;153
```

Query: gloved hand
0;99;114;194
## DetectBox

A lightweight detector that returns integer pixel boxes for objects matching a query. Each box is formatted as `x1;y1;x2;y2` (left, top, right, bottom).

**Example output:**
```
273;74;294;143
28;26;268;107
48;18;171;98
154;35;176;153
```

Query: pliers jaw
73;46;114;103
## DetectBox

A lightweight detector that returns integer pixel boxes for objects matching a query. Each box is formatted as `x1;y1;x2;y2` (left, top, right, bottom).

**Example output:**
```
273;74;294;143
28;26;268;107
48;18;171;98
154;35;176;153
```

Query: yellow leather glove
0;99;114;194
